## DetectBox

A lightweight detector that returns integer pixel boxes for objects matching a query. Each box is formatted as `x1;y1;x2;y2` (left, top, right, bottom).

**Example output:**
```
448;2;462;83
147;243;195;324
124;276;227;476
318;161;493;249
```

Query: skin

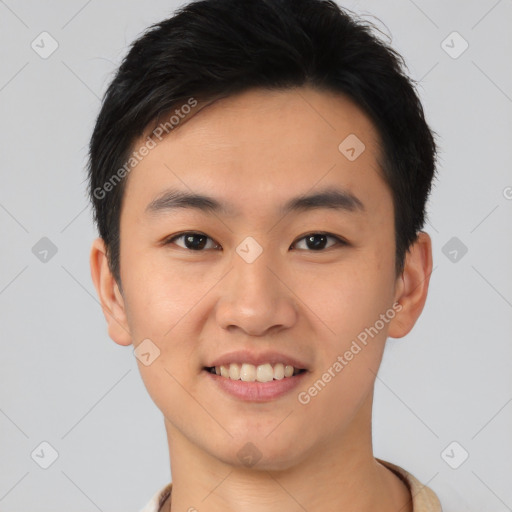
90;86;432;512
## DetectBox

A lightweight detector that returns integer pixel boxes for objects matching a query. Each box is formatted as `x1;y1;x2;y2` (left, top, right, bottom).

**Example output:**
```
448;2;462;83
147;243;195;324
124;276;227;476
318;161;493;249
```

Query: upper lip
206;350;309;370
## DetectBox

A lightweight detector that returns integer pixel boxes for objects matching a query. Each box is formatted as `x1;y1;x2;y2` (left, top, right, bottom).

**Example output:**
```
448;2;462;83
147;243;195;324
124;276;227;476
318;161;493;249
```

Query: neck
162;395;412;512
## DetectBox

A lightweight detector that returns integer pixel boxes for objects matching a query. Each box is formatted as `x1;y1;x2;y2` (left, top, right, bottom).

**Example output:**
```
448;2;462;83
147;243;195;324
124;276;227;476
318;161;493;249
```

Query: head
89;0;436;470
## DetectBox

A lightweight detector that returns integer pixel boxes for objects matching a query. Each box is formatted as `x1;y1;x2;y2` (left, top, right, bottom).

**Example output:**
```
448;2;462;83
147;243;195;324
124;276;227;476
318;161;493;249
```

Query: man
88;1;441;510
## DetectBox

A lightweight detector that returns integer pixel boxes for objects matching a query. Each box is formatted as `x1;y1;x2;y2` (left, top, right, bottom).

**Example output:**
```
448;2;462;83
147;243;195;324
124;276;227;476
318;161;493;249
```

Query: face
94;86;422;470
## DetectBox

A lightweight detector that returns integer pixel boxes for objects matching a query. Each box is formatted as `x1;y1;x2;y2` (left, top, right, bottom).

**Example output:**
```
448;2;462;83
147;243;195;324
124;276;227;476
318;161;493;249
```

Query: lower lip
204;369;308;402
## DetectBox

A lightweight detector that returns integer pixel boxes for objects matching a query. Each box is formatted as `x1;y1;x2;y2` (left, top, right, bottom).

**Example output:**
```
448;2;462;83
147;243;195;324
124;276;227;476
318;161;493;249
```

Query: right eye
163;232;221;251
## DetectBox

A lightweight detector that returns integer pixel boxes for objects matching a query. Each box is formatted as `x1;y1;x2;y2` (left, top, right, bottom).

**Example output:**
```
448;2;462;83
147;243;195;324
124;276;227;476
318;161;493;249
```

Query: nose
215;248;298;337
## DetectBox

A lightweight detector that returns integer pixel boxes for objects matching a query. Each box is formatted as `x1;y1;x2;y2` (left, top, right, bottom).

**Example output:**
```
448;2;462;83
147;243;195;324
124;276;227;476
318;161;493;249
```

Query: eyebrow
145;186;365;217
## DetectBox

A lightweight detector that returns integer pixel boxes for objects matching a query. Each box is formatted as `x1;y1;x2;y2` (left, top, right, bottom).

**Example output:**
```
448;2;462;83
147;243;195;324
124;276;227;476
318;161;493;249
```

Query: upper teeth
212;363;300;382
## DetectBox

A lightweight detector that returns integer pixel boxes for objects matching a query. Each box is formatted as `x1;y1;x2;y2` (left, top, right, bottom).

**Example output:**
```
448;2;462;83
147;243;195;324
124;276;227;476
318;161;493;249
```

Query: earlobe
388;231;433;339
89;237;132;346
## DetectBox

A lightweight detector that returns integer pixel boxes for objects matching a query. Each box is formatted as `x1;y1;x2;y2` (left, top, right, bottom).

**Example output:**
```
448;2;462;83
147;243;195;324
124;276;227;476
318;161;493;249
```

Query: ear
388;231;433;339
89;237;132;346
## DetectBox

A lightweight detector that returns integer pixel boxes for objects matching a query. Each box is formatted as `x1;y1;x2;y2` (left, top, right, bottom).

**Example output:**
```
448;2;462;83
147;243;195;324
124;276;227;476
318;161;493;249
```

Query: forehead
121;86;388;222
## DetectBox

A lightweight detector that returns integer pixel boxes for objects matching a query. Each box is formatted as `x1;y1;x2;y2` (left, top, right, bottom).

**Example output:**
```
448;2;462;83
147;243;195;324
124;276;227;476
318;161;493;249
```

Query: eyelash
163;231;348;251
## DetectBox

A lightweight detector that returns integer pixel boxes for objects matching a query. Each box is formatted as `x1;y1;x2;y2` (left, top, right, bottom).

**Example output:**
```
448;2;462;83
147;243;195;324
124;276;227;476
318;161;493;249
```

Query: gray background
1;0;511;511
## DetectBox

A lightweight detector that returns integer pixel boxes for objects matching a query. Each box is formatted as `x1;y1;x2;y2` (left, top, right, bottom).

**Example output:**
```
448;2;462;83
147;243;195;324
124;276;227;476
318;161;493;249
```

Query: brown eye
165;232;220;250
291;232;345;251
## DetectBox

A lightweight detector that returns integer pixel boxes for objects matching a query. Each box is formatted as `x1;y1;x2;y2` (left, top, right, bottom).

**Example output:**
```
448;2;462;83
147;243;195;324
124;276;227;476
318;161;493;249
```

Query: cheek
310;261;395;346
294;272;394;431
125;264;206;415
121;246;207;339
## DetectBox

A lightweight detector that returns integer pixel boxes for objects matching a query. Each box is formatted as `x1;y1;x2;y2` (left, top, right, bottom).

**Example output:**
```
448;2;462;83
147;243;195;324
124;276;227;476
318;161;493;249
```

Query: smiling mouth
204;363;306;383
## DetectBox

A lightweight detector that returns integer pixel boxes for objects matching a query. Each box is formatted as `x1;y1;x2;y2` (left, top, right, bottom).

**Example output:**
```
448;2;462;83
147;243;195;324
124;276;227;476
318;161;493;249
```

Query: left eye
291;232;345;251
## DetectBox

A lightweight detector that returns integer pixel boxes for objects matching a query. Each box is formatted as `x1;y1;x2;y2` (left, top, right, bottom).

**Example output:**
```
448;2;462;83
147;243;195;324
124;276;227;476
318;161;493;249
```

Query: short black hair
88;0;437;286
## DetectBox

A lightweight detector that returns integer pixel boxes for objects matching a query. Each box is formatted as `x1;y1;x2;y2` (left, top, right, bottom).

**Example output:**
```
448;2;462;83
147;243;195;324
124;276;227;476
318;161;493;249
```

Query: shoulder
139;483;173;512
376;458;443;512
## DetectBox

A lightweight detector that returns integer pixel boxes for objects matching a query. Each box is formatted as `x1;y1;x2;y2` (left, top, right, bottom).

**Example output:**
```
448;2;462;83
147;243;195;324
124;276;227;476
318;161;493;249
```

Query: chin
211;436;309;473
